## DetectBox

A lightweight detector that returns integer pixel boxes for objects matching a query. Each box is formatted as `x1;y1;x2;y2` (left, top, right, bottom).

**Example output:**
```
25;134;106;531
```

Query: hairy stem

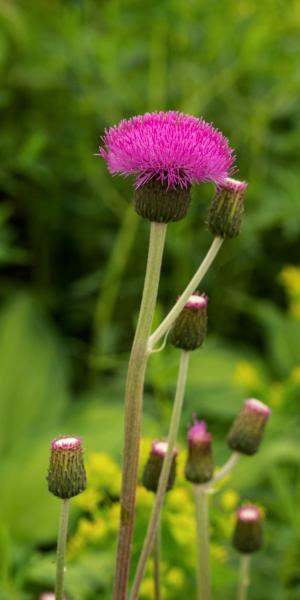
194;486;211;600
208;452;240;487
130;350;190;600
113;222;167;600
238;555;251;600
55;499;70;600
148;237;223;351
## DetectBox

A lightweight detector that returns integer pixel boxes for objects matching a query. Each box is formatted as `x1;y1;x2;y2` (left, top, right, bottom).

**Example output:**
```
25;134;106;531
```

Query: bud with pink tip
227;399;271;456
47;436;86;499
39;594;68;600
185;419;214;484
142;440;178;493
169;293;208;351
208;177;247;238
233;504;263;554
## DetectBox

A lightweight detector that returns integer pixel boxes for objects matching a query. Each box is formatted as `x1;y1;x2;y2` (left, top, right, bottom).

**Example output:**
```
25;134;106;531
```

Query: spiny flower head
187;418;212;446
233;503;263;554
48;435;87;499
142;439;178;493
169;292;208;351
185;418;214;484
227;398;271;456
99;111;235;189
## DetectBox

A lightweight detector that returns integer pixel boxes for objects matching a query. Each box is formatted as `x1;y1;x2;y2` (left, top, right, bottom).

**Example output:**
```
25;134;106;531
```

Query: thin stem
208;452;240;487
130;350;190;600
148;237;223;351
238;555;251;600
55;499;70;600
194;486;211;600
113;222;167;600
153;514;162;600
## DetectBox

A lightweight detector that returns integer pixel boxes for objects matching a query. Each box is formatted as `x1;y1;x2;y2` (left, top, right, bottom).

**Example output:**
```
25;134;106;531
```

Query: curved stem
130;350;190;600
55;499;70;600
194;486;211;600
238;555;251;600
153;514;162;600
113;222;167;600
148;237;223;351
208;452;240;487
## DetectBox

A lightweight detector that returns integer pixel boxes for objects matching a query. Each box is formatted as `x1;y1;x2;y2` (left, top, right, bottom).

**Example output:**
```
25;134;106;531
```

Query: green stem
207;452;240;487
194;486;211;600
238;555;251;600
148;237;223;351
130;350;190;600
113;222;167;600
55;499;70;600
153;514;162;600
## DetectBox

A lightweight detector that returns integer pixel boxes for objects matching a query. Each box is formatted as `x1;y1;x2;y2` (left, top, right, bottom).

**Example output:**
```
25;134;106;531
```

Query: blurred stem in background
193;486;211;600
130;350;190;600
90;204;139;362
113;222;167;600
55;499;70;600
238;555;251;600
153;514;162;600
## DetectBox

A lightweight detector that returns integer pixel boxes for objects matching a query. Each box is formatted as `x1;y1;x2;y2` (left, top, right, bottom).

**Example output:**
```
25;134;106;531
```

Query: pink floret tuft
51;435;82;451
99;111;235;189
237;504;261;522
188;419;212;444
245;399;271;418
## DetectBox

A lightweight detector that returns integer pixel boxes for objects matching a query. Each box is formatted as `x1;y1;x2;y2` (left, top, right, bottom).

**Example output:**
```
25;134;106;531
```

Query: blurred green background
1;0;300;598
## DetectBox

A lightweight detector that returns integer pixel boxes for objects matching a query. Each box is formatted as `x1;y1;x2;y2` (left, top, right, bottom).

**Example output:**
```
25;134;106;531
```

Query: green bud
169;293;208;351
142;440;178;493
233;504;263;554
208;178;247;238
47;436;86;499
227;399;271;456
185;419;214;484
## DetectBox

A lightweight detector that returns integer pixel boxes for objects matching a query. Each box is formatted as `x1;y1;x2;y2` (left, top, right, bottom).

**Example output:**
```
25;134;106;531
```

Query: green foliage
0;0;300;598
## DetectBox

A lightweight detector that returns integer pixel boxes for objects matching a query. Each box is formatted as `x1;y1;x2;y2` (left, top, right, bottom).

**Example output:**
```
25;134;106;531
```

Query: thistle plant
99;110;235;599
47;435;86;600
233;504;263;600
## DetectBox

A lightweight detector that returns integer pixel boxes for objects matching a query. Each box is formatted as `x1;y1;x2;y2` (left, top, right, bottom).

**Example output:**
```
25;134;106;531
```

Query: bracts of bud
47;436;87;499
185;419;214;484
208;177;247;238
233;504;263;554
227;399;271;456
134;179;191;223
142;440;178;493
169;293;208;351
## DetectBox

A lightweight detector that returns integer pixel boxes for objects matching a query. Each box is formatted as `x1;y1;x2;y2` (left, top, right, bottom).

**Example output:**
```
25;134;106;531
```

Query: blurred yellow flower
211;545;228;564
221;489;239;511
269;382;283;408
140;576;154;599
290;365;300;385
74;487;101;512
233;361;262;390
279;265;300;296
165;566;185;589
136;485;153;509
86;452;121;496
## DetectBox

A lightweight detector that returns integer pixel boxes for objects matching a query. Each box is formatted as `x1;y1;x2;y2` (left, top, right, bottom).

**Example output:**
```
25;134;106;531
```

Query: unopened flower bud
185;419;214;484
208;178;247;238
134;179;191;223
142;440;178;493
233;504;263;554
47;436;86;499
39;595;68;600
227;399;271;456
169;293;208;351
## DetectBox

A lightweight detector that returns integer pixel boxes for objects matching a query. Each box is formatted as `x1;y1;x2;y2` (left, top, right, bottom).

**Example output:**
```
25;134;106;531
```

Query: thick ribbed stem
238;555;251;600
130;350;190;600
148;237;223;351
153;514;162;600
194;486;211;600
113;222;167;600
55;499;70;600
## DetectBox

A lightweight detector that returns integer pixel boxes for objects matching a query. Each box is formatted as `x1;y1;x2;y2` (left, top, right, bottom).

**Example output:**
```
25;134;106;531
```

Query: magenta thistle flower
99;111;235;190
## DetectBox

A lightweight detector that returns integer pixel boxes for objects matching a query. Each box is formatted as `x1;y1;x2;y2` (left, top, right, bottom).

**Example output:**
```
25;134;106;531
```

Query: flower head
208;176;248;238
99;111;235;189
39;595;68;600
185;418;214;484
